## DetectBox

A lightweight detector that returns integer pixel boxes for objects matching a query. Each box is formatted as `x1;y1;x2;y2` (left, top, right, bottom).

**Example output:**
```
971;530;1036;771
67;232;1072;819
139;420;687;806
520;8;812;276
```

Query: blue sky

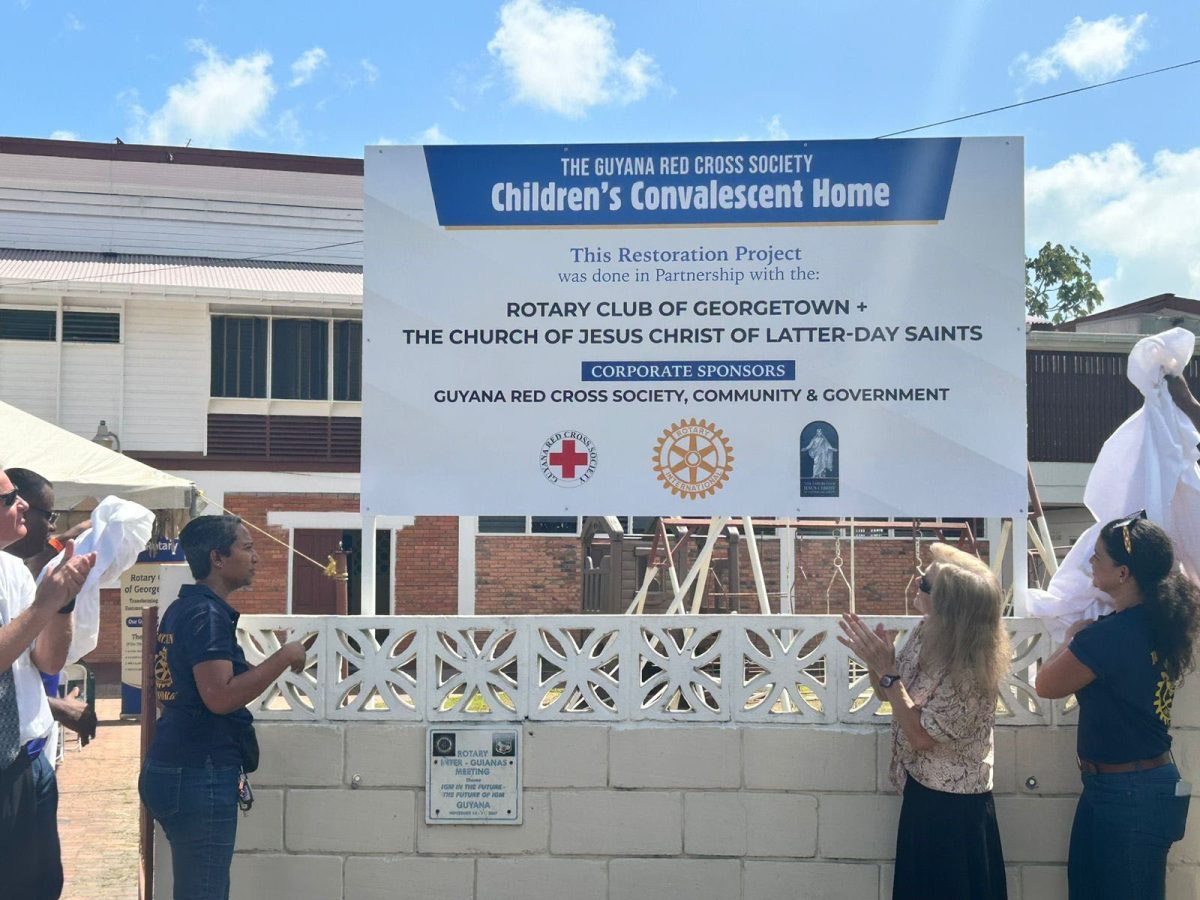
3;0;1199;307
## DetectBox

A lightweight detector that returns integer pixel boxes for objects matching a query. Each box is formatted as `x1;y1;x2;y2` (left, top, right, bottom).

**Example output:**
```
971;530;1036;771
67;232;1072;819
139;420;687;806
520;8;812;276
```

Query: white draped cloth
35;495;155;664
1028;328;1200;642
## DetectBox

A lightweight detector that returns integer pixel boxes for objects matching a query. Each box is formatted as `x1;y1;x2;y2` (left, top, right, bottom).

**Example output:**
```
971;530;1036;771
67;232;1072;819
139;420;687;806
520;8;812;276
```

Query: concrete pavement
56;693;141;899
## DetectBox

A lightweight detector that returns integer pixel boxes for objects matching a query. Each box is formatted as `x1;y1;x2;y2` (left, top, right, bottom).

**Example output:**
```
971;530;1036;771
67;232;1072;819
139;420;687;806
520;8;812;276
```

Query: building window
333;320;362;401
479;516;581;535
211;314;362;402
62;311;121;343
272;319;328;400
479;516;528;534
0;309;56;341
211;316;268;398
532;516;576;534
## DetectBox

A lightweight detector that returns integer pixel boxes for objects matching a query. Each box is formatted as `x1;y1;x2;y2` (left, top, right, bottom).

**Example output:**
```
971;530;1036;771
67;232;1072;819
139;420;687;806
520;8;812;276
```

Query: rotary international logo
652;418;734;499
540;430;598;487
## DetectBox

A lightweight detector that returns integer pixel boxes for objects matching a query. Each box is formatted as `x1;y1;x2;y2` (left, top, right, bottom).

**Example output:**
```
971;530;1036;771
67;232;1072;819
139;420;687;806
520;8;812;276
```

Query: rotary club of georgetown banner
362;138;1025;518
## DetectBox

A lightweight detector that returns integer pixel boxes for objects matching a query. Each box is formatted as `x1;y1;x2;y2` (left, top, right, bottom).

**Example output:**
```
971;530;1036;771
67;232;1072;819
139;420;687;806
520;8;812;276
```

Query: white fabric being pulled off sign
35;495;155;664
1028;328;1200;642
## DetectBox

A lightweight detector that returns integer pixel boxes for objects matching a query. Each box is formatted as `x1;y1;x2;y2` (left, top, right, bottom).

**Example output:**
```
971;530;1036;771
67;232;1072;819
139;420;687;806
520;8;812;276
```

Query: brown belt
1078;752;1172;775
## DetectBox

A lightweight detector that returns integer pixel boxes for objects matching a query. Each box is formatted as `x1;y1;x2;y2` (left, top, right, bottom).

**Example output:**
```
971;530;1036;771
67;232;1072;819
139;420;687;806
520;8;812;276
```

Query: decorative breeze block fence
236;615;1073;726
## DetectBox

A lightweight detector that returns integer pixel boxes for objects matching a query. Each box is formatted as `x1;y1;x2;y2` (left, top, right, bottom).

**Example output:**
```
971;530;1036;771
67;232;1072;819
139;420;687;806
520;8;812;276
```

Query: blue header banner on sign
422;139;961;227
137;537;185;564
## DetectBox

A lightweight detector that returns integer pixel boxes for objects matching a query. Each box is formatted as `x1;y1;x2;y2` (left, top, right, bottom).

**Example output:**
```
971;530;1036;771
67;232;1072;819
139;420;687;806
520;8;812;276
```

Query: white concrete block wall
195;657;1200;898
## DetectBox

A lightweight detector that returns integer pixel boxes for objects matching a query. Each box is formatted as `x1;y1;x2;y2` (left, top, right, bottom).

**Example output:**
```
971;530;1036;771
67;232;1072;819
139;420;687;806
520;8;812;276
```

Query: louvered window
63;311;121;343
272;319;328;400
0;309;56;341
211;315;361;401
333;320;362;401
211;316;268;398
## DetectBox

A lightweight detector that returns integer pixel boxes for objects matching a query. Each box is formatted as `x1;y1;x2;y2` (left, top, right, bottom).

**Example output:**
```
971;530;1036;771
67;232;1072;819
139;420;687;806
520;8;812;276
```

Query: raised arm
1;543;93;672
1167;375;1200;434
193;641;307;716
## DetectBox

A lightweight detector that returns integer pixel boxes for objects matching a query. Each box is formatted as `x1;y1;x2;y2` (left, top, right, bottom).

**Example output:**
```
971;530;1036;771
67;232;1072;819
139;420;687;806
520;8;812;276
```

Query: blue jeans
139;760;240;900
0;751;39;899
31;751;63;899
1068;763;1190;900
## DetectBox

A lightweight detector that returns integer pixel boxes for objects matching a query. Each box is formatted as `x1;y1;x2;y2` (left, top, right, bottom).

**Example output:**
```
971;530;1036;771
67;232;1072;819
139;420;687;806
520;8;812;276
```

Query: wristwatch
879;674;902;689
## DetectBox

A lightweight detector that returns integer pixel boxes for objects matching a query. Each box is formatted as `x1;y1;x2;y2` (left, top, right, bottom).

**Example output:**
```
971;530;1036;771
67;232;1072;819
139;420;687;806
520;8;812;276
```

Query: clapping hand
837;612;897;675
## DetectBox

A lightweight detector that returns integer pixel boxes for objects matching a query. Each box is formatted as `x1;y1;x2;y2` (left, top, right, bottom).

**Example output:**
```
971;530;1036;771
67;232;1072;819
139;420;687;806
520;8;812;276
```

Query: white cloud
1014;14;1147;85
65;13;83;31
764;115;788;141
49;130;79;141
415;124;455;145
128;40;275;147
289;47;327;87
1026;142;1200;305
276;109;304;147
487;0;661;117
361;59;379;85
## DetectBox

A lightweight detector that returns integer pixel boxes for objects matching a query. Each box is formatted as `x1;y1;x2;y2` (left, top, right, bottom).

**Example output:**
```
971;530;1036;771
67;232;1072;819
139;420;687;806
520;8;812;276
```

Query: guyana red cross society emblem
652;418;734;499
540;430;598;487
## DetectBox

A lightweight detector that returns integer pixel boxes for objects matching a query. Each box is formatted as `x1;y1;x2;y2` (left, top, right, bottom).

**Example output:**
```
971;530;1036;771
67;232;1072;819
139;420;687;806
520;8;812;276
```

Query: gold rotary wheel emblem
1154;672;1176;726
154;646;172;691
652;418;734;499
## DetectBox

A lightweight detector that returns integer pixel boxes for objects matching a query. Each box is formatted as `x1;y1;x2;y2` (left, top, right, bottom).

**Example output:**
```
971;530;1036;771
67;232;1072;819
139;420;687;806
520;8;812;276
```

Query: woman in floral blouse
839;541;1010;900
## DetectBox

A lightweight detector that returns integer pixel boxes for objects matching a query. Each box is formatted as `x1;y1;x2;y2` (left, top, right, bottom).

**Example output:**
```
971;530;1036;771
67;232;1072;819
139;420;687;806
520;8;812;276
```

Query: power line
876;57;1200;139
0;239;364;289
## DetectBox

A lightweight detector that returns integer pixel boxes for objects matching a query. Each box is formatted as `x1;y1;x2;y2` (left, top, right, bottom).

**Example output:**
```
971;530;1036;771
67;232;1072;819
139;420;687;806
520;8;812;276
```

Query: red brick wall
394;516;458;614
223;492;360;615
82;589;122;665
476;536;580;615
80;509;995;671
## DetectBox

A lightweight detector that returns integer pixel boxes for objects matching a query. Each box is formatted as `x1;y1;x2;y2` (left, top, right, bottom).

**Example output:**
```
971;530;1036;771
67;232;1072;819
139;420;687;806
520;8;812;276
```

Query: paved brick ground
56;676;141;898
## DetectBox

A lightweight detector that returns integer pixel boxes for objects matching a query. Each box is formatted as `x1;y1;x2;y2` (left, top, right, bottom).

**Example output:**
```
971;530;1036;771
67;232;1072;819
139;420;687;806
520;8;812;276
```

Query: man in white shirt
0;466;94;896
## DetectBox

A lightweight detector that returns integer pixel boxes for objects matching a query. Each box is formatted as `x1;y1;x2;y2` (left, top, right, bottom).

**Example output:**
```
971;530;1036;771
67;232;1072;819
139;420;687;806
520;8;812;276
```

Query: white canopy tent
0;400;197;521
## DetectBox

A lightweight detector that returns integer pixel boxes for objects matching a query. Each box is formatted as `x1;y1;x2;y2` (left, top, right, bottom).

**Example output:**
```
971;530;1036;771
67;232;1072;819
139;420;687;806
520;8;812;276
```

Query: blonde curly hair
919;542;1010;694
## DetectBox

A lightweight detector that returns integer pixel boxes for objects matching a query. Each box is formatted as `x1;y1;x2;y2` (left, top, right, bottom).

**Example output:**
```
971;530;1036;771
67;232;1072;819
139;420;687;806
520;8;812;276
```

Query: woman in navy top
139;516;305;900
1037;515;1199;900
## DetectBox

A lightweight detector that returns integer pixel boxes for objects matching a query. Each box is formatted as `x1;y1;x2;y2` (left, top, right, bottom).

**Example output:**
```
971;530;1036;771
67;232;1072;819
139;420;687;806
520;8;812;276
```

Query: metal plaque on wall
426;726;522;824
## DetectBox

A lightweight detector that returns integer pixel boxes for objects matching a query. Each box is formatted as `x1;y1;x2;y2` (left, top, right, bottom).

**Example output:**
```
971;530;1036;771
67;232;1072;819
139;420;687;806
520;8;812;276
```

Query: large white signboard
363;138;1025;516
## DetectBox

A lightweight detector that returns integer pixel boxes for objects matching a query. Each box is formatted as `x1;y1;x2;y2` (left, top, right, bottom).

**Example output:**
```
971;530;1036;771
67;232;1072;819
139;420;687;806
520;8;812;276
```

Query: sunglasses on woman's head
1112;509;1148;554
919;574;932;594
0;488;19;508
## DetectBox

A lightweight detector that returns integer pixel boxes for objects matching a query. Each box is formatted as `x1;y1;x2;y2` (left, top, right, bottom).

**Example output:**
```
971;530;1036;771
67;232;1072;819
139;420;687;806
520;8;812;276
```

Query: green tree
1025;241;1104;324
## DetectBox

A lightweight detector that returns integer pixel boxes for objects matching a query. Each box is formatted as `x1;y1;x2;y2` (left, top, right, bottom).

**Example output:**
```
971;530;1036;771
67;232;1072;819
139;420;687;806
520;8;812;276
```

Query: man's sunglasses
1112;509;1148;555
0;488;20;508
29;506;59;528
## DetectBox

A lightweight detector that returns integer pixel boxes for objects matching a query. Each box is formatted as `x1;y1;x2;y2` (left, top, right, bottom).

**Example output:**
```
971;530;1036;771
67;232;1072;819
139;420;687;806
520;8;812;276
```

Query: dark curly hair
1099;516;1200;683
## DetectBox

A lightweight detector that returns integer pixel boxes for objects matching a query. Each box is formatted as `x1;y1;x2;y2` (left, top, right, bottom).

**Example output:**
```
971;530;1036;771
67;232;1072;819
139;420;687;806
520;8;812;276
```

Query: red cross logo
549;439;590;478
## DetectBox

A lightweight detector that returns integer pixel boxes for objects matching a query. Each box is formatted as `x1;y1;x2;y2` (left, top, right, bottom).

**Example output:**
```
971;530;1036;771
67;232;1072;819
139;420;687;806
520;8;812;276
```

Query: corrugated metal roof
0;248;361;299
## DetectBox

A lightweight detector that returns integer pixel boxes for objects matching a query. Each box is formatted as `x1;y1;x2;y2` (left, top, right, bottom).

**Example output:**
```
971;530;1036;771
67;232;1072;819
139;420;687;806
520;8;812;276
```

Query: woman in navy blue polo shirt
139;516;306;899
1037;515;1199;900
